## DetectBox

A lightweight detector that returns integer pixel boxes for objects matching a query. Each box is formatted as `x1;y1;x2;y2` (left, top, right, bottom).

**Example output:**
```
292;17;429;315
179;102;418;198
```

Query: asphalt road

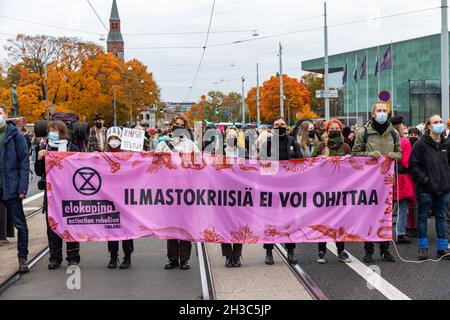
1;238;203;300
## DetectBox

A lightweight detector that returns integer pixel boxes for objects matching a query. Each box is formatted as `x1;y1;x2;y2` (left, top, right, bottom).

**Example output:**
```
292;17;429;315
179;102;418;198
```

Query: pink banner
46;152;394;243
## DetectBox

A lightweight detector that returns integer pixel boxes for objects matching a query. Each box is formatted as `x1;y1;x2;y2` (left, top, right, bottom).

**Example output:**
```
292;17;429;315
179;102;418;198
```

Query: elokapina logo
63;168;121;229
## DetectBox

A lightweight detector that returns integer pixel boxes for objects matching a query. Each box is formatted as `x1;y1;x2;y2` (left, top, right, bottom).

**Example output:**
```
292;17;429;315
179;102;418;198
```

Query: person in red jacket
391;117;415;244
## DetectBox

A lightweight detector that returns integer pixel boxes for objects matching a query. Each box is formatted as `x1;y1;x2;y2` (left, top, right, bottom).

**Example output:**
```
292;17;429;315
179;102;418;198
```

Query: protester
408;128;421;147
35;120;80;269
311;119;352;263
390;116;414;244
315;119;327;142
297;121;318;158
0;104;30;273
221;126;246;267
352;101;402;263
88;113;107;152
409;114;450;260
156;114;199;270
260;116;302;265
445;119;450;138
102;126;134;269
255;126;271;153
342;126;353;149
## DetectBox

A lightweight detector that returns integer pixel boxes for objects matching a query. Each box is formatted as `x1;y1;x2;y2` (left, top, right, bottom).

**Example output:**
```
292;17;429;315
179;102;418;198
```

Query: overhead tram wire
186;0;216;101
207;6;440;48
85;0;109;33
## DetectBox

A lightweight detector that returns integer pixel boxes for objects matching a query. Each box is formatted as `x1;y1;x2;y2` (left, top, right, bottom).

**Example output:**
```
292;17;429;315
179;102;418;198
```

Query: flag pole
346;58;349;126
366;49;369;122
391;41;394;115
377;46;380;96
356;54;359;125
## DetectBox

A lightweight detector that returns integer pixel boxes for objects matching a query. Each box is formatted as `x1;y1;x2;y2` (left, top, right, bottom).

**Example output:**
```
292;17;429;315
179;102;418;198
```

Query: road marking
24;207;41;211
23;192;44;205
327;246;411;300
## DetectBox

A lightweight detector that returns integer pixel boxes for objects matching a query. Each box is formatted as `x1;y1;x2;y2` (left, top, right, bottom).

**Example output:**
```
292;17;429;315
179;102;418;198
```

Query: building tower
107;0;124;60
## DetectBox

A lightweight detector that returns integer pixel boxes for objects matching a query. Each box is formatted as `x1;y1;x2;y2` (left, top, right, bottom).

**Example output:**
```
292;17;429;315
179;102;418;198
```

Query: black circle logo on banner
73;167;102;196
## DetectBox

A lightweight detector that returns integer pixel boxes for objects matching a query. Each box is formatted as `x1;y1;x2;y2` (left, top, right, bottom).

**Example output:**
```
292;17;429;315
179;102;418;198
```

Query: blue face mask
0;115;5;126
375;112;388;125
432;123;445;135
48;132;60;142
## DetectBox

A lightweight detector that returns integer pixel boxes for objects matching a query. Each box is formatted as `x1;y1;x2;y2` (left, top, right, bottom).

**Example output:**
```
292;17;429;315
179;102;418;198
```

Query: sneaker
317;251;327;264
363;253;374;263
119;256;131;269
107;256;119;269
437;250;450;260
337;251;352;263
18;258;29;273
406;229;417;238
0;239;10;246
287;249;298;264
48;260;62;270
418;248;428;260
380;251;395;262
265;250;274;265
164;260;179;269
232;257;241;268
180;260;190;270
67;260;79;267
395;235;411;244
225;256;233;268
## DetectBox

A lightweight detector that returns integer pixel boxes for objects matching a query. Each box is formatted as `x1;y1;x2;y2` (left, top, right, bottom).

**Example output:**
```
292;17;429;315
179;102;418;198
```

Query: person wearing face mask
88;113;107;152
260;116;302;265
405;129;421;238
408;128;421;147
220;127;246;267
156;114;199;270
103;126;134;269
352;101;402;264
409;115;450;260
35;121;80;269
311;119;352;264
296;121;318;158
0;104;30;273
390;116;414;245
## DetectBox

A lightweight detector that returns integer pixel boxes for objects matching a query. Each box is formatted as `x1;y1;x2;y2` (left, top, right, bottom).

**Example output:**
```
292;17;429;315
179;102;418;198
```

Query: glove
366;151;381;158
387;152;398;160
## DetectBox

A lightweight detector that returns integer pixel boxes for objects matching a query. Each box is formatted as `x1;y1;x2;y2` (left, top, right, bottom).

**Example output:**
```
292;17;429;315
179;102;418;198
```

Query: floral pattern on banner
45;152;77;175
99;152;121;173
230;226;260;243
139;225;195;241
146;153;178;174
264;225;293;242
301;225;368;242
200;226;225;243
282;158;319;173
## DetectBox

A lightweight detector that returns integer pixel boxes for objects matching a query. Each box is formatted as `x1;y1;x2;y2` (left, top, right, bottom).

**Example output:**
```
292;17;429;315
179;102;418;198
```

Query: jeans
108;240;134;257
318;242;345;254
417;192;450;251
396;199;410;236
46;212;80;263
264;243;296;250
1;194;28;260
221;244;243;258
167;239;191;262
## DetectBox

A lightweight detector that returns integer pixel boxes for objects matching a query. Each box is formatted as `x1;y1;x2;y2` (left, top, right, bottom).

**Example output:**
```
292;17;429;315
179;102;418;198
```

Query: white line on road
327;246;411;300
23;192;44;205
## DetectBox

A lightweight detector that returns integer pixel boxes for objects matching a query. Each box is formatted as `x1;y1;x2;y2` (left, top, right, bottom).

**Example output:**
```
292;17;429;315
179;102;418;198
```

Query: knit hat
325;119;344;132
107;126;122;140
93;113;105;121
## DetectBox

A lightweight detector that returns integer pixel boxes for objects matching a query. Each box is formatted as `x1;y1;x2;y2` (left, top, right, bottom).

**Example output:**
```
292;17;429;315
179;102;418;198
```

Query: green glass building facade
301;33;450;125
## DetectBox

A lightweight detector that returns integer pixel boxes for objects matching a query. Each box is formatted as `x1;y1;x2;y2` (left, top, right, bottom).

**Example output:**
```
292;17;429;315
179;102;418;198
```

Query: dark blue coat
1;121;29;200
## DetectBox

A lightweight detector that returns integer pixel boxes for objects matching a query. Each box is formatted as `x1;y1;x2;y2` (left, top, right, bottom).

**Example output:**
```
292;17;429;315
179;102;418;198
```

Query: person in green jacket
352;101;402;264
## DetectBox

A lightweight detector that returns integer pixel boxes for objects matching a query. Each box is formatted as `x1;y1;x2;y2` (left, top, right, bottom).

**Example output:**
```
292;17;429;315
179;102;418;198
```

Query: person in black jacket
35;121;80;269
409;114;450;261
259;116;302;265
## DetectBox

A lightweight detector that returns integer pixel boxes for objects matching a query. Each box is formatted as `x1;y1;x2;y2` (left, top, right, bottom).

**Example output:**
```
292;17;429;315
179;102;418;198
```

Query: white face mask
108;139;121;149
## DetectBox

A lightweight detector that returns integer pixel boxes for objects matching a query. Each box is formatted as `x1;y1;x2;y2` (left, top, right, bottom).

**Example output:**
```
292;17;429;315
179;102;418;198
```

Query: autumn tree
301;72;324;115
246;74;317;125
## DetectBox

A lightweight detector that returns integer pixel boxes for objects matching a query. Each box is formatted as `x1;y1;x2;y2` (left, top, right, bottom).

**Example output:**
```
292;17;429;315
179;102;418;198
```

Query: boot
48;259;62;270
19;258;29;273
119;255;131;269
287;249;298;264
265;249;274;265
225;256;233;268
232;257;241;268
108;255;119;269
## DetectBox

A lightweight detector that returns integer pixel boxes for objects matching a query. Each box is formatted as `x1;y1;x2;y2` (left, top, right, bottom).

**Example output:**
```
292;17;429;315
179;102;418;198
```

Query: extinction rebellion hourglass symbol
72;168;102;196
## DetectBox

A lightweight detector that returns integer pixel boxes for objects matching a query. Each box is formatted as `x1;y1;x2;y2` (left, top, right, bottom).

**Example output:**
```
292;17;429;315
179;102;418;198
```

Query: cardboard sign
121;128;145;152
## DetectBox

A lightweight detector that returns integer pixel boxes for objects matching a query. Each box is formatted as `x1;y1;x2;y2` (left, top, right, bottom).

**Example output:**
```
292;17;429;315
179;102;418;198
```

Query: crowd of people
2;99;450;274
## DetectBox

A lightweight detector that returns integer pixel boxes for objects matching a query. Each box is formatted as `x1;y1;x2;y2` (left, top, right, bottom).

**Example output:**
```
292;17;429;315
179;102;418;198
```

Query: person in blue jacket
0;104;30;273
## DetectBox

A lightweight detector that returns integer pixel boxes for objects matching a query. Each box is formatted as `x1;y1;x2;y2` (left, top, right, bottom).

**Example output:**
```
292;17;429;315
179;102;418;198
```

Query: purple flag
380;45;392;72
353;63;358;82
342;64;348;84
360;56;367;79
375;54;379;76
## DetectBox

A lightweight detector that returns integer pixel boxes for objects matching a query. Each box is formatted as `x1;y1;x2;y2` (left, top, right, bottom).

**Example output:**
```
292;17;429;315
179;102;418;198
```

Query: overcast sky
0;0;444;102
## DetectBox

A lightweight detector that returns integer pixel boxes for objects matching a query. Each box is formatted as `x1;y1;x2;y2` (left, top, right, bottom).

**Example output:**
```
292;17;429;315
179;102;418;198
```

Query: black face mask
172;125;183;132
409;137;419;146
95;122;103;129
308;130;316;138
274;126;287;136
328;131;341;139
226;137;237;147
